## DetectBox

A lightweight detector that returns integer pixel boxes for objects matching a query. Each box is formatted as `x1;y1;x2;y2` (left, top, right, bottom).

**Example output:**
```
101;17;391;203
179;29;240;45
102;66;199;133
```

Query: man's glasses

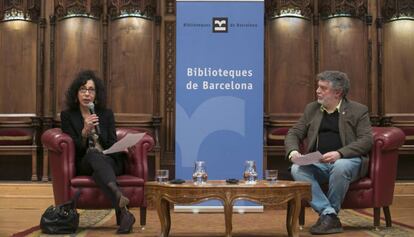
79;88;96;94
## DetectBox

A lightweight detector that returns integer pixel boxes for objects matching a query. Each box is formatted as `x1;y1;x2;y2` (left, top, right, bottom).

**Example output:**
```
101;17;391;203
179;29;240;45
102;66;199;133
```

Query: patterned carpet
12;208;414;237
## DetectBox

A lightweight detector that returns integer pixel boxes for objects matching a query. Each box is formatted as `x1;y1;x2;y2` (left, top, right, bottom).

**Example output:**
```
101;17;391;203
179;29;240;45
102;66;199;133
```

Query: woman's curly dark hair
65;70;106;110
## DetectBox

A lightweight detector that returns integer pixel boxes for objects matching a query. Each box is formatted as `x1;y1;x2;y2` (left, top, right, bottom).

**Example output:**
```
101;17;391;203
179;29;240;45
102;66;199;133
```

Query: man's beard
317;98;325;105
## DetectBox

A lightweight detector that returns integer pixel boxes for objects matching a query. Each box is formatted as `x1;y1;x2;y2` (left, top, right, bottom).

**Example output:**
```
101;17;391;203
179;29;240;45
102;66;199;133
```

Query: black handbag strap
59;189;81;210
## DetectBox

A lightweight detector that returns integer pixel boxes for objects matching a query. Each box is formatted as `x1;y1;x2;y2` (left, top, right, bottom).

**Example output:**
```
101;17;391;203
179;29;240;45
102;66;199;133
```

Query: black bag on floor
40;190;81;234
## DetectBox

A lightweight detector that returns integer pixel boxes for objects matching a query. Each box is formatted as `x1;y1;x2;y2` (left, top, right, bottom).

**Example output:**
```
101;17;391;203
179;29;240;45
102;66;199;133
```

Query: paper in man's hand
292;151;323;166
103;133;145;155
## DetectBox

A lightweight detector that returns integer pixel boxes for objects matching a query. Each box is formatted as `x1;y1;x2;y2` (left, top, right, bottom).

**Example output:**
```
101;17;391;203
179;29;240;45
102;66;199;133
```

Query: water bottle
243;160;258;184
192;161;208;184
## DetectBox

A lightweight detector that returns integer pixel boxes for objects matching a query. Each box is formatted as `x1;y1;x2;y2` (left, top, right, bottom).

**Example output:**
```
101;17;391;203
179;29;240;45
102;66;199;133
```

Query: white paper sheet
292;151;323;166
103;133;146;155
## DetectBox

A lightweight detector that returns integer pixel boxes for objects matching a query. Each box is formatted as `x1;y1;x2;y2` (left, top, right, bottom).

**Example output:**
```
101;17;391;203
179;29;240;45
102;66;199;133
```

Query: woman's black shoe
115;206;132;226
117;208;135;234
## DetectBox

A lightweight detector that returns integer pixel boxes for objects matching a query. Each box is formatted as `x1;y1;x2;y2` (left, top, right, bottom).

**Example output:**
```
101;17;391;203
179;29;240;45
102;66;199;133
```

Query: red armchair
299;127;405;228
41;127;154;227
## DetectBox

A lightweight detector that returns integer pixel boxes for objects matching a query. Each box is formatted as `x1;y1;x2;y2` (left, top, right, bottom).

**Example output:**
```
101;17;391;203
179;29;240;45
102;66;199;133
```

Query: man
285;71;373;235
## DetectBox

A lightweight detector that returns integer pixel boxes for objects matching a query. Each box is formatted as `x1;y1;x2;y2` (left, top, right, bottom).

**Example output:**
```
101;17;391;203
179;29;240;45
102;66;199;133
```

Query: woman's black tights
81;149;125;210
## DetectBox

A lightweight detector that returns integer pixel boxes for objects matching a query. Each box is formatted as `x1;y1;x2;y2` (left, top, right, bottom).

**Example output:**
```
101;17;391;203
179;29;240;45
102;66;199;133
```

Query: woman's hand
123;146;134;155
82;114;99;137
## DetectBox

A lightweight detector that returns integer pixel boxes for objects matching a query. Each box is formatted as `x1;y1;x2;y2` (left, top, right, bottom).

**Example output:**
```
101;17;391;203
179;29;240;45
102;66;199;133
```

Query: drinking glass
265;169;278;184
156;169;169;183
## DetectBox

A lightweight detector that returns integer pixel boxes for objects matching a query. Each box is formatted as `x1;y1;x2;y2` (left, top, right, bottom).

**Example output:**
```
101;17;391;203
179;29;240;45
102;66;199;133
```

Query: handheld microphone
87;102;101;135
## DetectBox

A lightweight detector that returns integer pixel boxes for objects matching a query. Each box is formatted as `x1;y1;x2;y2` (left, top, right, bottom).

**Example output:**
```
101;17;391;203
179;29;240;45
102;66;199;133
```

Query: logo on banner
212;17;228;33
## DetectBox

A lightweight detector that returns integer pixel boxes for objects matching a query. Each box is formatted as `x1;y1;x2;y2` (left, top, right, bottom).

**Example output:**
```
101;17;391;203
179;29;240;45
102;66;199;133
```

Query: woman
61;70;135;234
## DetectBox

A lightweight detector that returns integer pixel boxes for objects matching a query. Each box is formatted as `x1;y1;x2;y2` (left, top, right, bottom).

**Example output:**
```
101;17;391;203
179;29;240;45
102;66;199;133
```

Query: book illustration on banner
102;133;145;155
292;151;323;166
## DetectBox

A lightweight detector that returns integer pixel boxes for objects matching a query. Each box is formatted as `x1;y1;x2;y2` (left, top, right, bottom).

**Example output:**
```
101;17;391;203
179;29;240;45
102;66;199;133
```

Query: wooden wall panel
0;21;37;113
319;18;369;106
383;20;414;121
2;0;414;180
267;17;314;117
108;18;154;119
54;18;101;117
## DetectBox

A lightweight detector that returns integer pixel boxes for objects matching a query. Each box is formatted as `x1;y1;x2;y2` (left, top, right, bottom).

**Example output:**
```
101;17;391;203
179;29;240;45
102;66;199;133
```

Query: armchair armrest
372;127;406;151
370;127;405;177
41;128;75;153
116;128;155;182
370;127;405;206
41;128;76;203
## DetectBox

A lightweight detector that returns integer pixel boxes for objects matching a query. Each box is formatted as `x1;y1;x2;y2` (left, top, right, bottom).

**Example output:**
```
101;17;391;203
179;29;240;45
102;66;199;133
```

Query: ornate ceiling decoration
319;0;367;20
265;0;313;20
54;0;102;19
0;0;41;22
108;0;156;20
383;0;414;21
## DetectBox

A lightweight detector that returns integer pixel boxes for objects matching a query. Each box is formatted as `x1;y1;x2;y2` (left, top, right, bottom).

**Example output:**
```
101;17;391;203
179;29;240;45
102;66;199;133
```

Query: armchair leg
383;206;392;227
374;207;381;228
140;206;147;227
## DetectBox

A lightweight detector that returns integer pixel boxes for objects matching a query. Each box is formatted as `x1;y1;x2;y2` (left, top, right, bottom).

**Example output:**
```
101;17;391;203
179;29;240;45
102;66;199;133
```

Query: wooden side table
145;180;311;237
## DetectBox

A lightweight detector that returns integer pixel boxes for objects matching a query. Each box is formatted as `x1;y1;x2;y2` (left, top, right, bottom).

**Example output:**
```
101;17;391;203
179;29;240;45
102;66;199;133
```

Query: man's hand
289;151;302;163
320;151;341;163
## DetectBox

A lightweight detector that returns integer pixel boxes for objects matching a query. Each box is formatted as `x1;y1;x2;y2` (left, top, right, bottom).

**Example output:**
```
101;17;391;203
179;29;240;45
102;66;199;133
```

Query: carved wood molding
370;115;382;126
54;0;102;19
383;0;414;21
165;0;175;15
0;0;41;22
164;21;175;152
265;0;313;20
108;0;156;20
381;116;393;126
319;0;367;20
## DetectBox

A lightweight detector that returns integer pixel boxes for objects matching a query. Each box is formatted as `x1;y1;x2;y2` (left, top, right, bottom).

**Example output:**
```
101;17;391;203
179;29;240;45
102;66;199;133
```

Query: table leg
286;196;301;237
156;198;171;237
286;201;293;236
223;202;233;237
163;199;171;235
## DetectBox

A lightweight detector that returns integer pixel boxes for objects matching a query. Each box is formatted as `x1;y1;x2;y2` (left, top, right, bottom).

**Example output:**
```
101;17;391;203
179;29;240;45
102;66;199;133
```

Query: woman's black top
61;108;124;174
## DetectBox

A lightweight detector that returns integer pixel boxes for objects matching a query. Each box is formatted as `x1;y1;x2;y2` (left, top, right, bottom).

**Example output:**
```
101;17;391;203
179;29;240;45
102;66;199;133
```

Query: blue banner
176;0;264;207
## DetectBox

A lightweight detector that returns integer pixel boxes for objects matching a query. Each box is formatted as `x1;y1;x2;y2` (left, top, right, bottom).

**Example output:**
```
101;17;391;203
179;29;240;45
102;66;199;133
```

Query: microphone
87;102;101;135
